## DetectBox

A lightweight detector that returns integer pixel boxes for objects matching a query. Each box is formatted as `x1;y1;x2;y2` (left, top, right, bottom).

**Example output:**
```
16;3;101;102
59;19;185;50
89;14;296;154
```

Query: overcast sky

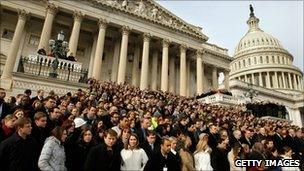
156;1;303;73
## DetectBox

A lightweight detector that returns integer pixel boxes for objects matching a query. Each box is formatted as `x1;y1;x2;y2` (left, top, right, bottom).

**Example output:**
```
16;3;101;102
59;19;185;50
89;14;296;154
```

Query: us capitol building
0;1;303;126
228;6;304;127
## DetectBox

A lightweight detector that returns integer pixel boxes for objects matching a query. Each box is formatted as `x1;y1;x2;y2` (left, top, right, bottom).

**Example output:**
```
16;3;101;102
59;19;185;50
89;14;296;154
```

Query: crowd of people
0;79;303;171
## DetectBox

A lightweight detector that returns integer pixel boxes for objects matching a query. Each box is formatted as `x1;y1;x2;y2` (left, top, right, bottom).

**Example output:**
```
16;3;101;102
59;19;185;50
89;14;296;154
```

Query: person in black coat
144;138;176;171
211;137;230;171
84;129;121;171
0;88;11;120
0;117;39;171
240;129;253;148
167;136;181;171
208;124;220;150
141;130;160;159
67;128;96;171
30;112;48;152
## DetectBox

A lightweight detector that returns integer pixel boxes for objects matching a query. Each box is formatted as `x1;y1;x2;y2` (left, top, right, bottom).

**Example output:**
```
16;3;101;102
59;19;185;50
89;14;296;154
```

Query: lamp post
48;30;68;78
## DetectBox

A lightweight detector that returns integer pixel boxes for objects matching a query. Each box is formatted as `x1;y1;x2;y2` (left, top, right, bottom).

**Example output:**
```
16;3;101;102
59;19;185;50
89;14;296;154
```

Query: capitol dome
230;5;303;94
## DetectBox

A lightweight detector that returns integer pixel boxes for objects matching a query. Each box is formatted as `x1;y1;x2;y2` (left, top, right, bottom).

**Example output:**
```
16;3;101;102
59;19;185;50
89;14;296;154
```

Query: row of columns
1;5;226;96
239;71;303;91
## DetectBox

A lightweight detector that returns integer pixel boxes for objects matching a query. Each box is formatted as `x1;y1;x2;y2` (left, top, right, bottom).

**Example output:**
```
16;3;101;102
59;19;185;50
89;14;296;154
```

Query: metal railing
17;54;88;83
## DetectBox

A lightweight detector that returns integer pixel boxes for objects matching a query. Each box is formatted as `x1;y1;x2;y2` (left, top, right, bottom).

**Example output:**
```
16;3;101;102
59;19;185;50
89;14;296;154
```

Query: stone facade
0;0;231;97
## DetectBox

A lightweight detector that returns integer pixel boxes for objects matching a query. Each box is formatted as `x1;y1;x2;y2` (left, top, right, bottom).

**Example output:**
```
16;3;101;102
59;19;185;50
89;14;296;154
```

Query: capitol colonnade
0;0;231;96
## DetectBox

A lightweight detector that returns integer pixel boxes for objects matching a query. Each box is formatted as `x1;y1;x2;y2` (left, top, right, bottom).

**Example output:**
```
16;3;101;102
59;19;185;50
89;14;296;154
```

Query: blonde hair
194;135;211;154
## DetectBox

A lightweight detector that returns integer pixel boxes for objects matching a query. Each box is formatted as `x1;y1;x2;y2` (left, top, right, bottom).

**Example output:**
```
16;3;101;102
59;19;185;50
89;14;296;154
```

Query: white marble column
161;39;170;92
117;26;130;84
169;56;175;93
196;50;203;94
151;50;158;90
111;39;121;82
1;10;28;89
212;66;218;89
300;77;304;91
251;73;255;85
224;70;230;89
274;71;279;88
282;72;286;89
38;3;57;51
259;72;263;86
91;19;107;80
131;45;140;86
293;74;298;90
288;73;293;89
88;34;97;78
266;72;271;88
180;45;187;96
297;75;301;90
187;60;191;96
139;33;151;90
68;11;83;56
245;74;248;83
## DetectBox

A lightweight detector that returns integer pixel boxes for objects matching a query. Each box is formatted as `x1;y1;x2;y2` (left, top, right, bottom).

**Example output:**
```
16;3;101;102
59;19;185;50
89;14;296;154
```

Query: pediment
91;0;208;41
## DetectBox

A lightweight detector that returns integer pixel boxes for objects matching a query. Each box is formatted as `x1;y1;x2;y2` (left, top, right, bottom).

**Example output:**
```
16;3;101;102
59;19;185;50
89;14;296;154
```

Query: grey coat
38;136;67;171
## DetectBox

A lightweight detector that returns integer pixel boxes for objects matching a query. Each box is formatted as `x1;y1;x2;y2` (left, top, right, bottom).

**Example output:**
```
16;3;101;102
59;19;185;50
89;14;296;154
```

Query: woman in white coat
120;133;149;171
194;133;213;171
38;126;68;171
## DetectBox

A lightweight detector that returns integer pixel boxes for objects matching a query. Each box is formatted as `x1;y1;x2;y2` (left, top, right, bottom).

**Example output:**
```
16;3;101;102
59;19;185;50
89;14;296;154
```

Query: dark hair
283;146;292;153
79;128;93;142
24;89;32;95
104;129;118;138
51;126;65;141
15;117;31;130
34;112;47;121
124;133;139;150
161;137;171;145
146;130;156;137
62;120;75;130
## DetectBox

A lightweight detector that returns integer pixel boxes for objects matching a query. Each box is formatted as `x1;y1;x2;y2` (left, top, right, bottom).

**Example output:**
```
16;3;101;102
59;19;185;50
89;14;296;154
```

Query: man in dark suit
241;129;253;148
207;124;220;150
135;117;151;144
30;89;44;105
141;130;160;159
0;117;39;171
0;88;10;120
85;129;121;171
272;126;284;153
144;138;176;171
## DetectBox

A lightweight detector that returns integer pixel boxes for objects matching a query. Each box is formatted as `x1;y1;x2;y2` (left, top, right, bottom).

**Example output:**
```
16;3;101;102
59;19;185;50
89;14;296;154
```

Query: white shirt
194;148;213;171
121;148;148;171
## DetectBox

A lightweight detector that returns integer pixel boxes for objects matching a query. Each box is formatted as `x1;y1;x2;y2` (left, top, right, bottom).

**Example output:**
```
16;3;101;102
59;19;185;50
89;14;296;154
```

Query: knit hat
74;117;86;128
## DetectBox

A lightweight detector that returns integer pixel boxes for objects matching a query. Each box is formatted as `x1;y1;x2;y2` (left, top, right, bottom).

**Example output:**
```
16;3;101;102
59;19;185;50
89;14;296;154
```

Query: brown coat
179;148;196;171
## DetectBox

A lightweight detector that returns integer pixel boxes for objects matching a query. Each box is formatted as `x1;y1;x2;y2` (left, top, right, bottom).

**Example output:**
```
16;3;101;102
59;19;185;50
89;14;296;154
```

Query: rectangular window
1;29;14;40
28;34;40;46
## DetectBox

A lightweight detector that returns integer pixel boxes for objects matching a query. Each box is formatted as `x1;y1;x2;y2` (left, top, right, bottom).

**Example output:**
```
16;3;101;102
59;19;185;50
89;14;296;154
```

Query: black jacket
30;124;48;152
141;140;160;159
144;151;178;171
67;140;96;171
84;142;121;171
0;100;11;120
0;132;39;171
211;147;230;171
